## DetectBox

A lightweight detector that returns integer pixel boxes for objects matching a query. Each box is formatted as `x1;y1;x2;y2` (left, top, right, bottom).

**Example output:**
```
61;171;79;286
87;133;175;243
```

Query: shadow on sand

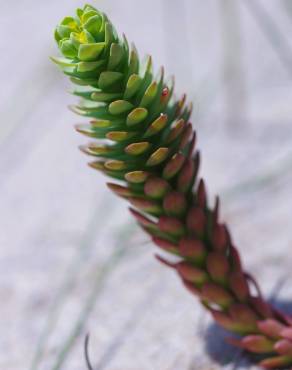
204;298;292;369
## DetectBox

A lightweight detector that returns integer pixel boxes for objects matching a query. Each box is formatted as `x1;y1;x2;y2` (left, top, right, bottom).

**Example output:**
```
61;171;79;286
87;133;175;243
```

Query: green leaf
125;142;151;156
77;59;105;72
61;16;77;27
78;42;105;61
143;114;168;137
50;56;75;68
140;81;158;108
109;100;133;115
106;131;137;142
54;28;62;43
70;77;98;86
125;171;149;183
82;10;98;24
75;124;104;138
107;43;124;70
146;147;169;166
59;39;77;58
56;25;72;39
123;74;142;100
91;91;122;102
98;71;123;89
83;14;103;38
127;45;139;76
76;8;83;19
126;108;148;126
104;160;128;171
105;21;115;46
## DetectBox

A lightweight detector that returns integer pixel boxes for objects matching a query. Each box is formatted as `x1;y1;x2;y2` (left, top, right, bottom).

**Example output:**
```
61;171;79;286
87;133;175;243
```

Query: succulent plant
52;5;292;368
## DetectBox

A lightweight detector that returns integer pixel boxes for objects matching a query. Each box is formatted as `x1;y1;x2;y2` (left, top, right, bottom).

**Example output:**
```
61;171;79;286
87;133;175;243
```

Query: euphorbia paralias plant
52;5;292;368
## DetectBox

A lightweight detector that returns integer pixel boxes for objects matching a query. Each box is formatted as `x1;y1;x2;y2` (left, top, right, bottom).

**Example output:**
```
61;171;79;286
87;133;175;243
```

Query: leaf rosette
53;5;117;77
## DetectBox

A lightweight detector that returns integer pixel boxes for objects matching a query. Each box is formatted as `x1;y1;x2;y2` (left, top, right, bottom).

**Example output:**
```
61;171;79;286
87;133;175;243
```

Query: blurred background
1;1;292;369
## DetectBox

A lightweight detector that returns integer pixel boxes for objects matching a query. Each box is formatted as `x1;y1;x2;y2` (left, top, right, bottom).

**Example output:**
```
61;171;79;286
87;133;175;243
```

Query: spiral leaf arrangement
53;5;292;368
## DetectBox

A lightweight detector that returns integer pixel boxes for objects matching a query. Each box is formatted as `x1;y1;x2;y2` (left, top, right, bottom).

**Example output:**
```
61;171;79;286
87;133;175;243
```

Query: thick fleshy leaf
158;216;185;237
91;91;121;102
57;24;72;39
228;303;258;330
127;45;139;76
274;339;292;356
59;39;77;58
201;282;233;308
165;119;185;143
104;160;127;171
129;197;162;215
75;124;101;137
163;153;185;180
78;43;105;61
182;280;202;298
104;21;115;46
229;271;249;301
249;296;273;318
125;142;150;155
109;100;133;115
144;114;168;137
140;81;158;108
197;179;207;208
107;43;124;70
178;124;192;151
206;252;229;283
163;191;187;217
50;56;75;68
212;223;228;252
70;76;98;86
258;319;285;340
126;107;148;126
175;94;186;115
177;157;197;193
107;183;134;198
280;328;292;341
209;309;241;333
186;207;206;235
146;147;169;166
152;237;178;253
260;355;292;369
125;171;149;183
77;59;105;72
144;177;170;199
98;71;123;89
88;161;105;171
178;237;206;262
83;14;103;38
90;120;111;128
129;208;158;232
240;335;274;354
176;262;208;284
124;74;142;99
106;131;137;142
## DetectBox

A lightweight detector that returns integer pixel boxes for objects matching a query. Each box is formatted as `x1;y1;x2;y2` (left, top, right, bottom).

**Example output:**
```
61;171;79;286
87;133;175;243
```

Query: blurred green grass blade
50;223;137;370
29;195;115;370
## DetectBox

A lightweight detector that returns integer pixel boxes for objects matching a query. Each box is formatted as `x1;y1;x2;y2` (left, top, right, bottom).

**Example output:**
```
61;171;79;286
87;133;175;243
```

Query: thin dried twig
84;334;94;370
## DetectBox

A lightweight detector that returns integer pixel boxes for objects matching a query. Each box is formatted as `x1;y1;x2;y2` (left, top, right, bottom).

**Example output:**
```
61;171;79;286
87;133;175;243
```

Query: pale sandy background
1;1;292;369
